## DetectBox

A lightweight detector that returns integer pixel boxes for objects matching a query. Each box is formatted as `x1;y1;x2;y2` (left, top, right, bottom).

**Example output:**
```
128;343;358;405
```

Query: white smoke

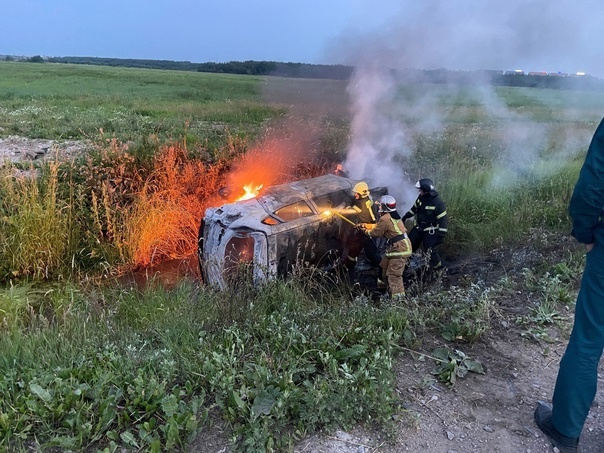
344;65;417;206
335;0;603;203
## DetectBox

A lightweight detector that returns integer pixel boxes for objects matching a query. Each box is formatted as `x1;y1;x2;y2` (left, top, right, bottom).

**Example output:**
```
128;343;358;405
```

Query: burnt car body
198;174;386;289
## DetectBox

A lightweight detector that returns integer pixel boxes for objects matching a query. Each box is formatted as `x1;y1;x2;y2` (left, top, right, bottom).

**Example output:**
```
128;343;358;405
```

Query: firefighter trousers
380;256;407;296
552;242;604;438
408;227;443;269
346;230;381;268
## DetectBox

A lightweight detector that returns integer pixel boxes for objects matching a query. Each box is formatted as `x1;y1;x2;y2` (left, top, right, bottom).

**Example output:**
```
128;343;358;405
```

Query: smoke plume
331;0;603;207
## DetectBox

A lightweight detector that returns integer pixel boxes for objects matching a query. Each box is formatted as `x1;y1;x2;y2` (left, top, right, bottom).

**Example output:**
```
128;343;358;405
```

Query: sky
3;0;603;77
1;0;400;64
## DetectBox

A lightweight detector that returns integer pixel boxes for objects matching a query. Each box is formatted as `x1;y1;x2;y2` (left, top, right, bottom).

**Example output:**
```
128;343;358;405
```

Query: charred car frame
198;174;386;289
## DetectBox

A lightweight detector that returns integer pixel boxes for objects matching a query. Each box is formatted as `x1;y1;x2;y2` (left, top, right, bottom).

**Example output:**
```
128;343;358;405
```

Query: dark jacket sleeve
435;197;448;236
569;117;604;244
402;198;418;221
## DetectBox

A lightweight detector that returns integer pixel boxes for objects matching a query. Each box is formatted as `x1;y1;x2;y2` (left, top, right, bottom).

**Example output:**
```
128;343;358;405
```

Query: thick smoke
344;65;416;206
332;0;603;205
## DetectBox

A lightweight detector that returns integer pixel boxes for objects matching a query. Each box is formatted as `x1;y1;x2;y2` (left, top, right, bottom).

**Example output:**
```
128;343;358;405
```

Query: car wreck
198;174;386;289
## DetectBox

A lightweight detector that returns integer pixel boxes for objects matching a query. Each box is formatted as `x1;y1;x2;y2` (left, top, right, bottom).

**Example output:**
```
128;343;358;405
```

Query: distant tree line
47;56;201;71
4;55;604;91
399;68;604;92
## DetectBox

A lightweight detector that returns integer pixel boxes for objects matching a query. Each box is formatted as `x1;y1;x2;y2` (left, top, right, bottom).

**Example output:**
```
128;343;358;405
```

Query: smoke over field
330;0;604;206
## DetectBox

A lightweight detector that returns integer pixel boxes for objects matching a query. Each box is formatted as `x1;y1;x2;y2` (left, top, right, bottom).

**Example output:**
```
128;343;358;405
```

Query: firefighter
362;195;412;298
401;178;448;270
343;181;380;281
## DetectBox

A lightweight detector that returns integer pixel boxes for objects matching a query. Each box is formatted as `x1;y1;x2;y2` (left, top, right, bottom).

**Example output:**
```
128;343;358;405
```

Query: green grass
0;62;283;141
0;279;405;452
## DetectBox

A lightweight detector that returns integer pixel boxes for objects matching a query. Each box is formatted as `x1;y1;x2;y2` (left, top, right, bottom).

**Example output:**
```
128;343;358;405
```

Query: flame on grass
125;145;222;266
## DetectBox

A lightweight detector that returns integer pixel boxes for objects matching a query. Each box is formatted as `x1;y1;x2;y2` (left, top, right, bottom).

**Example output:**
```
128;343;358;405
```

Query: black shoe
534;402;580;453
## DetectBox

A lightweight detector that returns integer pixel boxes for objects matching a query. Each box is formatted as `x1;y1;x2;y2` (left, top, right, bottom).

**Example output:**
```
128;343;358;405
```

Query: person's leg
363;236;381;268
408;227;422;252
551;244;604;438
344;230;364;281
386;258;405;296
378;257;388;288
423;234;443;269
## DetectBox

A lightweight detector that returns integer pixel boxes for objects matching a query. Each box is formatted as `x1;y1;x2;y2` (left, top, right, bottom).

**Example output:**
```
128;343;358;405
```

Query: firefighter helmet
379;195;397;213
415;178;435;191
352;181;370;197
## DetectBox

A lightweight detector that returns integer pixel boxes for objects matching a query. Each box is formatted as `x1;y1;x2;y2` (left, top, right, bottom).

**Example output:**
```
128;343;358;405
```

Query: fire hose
328;210;356;227
323;210;378;247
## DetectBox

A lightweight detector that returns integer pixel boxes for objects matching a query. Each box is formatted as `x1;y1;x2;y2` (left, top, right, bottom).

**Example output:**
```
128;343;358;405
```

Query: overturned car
198;174;386;289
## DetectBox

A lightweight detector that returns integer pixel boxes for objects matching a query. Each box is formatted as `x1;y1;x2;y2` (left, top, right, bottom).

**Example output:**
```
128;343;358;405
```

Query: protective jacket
353;196;378;225
402;190;448;237
368;213;412;259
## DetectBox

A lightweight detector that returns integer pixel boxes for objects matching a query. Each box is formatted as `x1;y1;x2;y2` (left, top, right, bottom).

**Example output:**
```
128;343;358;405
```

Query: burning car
198;174;386;288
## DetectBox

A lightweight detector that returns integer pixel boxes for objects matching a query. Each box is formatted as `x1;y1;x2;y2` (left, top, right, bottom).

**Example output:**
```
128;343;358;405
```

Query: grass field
0;61;601;451
0;61;282;143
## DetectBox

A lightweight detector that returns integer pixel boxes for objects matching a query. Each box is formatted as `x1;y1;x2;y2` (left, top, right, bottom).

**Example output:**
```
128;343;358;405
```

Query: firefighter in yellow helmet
343;181;381;281
361;195;412;298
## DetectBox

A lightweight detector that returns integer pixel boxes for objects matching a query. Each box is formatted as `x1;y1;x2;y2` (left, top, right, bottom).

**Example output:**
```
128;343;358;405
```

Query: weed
431;347;485;387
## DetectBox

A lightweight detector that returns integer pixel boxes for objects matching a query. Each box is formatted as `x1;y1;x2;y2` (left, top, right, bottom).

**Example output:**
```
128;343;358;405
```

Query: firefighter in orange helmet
343;181;381;281
362;195;412;298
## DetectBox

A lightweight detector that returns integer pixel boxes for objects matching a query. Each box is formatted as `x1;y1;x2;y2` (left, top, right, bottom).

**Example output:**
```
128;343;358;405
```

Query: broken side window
274;200;314;222
312;190;350;212
261;216;280;225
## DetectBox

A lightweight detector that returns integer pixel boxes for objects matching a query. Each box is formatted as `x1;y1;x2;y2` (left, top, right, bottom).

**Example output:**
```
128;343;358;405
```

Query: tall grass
126;145;224;266
0;161;76;279
443;159;581;254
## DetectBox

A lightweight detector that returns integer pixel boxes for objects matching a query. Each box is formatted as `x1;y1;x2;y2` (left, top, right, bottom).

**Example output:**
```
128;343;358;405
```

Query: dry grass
126;145;224;266
0;161;72;279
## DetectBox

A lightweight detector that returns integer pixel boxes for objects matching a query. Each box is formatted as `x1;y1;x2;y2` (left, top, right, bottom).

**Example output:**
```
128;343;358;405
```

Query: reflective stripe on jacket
404;190;448;235
369;213;412;258
352;196;378;224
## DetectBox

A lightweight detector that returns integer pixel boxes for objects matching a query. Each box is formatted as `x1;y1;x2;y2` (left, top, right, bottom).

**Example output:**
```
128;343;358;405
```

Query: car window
274;200;314;222
312;190;350;212
261;216;280;225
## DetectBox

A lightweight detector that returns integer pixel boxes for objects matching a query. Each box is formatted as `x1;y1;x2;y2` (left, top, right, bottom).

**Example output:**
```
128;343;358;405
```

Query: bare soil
0;135;90;164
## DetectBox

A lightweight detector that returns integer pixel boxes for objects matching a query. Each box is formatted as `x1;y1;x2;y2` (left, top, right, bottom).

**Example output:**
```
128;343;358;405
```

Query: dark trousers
552;242;604;438
408;227;443;269
345;230;381;268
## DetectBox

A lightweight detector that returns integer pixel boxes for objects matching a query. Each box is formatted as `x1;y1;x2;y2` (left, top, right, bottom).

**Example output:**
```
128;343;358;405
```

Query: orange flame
236;183;263;201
